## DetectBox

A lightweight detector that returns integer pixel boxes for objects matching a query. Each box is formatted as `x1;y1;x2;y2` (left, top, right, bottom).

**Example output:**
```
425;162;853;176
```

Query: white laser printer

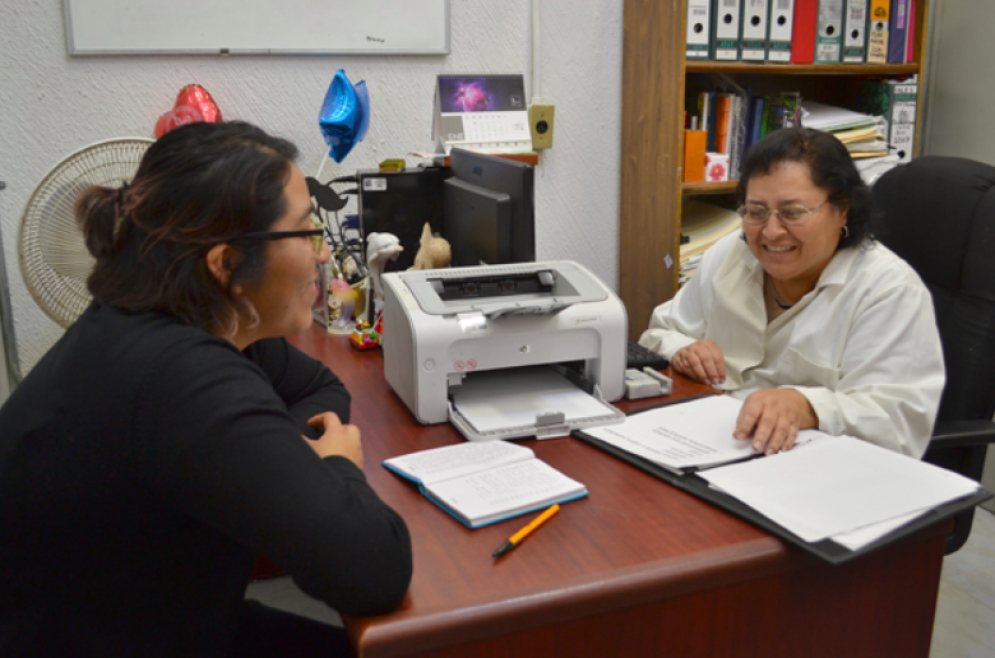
381;260;627;441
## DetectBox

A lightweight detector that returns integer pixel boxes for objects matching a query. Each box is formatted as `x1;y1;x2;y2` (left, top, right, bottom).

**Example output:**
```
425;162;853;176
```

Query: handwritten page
699;436;981;543
383;440;531;485
383;439;587;528
582;395;758;472
425;458;586;526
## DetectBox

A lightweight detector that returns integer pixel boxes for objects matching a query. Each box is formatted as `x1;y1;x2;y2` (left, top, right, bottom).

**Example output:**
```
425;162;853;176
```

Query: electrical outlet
529;104;555;149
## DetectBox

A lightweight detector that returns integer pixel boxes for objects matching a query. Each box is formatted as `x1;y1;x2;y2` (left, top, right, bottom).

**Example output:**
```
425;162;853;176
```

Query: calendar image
433;74;533;154
438;76;526;113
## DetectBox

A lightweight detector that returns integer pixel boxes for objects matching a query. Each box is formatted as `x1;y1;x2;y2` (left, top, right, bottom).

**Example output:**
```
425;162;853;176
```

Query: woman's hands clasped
304;412;364;469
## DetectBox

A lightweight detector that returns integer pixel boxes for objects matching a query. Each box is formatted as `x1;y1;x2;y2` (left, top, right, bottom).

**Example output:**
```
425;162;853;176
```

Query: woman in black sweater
0;121;412;657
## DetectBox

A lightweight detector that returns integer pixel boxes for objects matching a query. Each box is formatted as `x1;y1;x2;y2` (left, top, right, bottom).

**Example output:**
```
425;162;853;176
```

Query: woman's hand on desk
671;340;727;386
734;389;818;455
305;412;364;469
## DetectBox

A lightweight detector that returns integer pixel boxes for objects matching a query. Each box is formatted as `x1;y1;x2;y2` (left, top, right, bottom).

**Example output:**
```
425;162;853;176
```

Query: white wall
922;0;995;164
0;1;622;373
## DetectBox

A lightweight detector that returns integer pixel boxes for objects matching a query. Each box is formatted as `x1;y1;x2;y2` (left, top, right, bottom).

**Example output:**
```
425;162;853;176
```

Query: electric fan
18;138;153;328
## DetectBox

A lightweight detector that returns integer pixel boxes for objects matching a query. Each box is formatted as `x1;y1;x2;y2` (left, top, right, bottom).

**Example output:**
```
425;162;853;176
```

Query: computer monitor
443;178;510;267
443;148;535;266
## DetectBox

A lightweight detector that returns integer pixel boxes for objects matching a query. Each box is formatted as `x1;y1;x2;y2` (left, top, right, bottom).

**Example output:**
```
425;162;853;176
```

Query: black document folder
574;396;992;565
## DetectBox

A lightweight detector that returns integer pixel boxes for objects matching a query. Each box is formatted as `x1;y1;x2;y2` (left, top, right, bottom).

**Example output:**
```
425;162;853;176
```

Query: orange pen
492;504;560;559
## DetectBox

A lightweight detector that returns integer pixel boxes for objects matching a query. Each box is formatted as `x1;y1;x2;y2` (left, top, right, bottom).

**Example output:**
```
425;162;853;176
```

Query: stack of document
800;101;899;183
679;201;742;286
581;396;984;552
800;101;879;132
700;436;980;550
833;125;889;160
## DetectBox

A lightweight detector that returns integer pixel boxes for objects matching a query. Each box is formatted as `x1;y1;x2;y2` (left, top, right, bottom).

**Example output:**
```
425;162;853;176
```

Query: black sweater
0;304;412;656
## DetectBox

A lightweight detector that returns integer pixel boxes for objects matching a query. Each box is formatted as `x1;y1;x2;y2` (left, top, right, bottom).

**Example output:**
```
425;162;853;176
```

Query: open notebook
383;440;587;528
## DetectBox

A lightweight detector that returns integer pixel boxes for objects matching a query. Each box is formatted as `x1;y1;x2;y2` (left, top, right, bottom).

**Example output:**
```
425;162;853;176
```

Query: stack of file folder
800;101;899;183
679;200;743;286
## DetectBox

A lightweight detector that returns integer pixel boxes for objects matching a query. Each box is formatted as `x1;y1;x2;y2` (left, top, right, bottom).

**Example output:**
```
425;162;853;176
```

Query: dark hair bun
76;185;126;259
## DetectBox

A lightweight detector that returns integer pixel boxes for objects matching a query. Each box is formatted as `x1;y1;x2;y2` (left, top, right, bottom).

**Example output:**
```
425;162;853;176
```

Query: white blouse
639;232;945;458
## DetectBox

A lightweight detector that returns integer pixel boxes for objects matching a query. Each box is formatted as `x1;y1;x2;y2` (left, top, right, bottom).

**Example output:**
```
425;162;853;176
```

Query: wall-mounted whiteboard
65;0;450;55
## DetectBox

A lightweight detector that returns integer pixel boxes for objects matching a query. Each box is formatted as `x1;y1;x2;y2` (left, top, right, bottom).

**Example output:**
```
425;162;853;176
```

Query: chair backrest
872;156;995;424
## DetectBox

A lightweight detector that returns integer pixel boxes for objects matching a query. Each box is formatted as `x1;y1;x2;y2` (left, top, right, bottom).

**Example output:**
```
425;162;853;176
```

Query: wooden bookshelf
619;0;931;341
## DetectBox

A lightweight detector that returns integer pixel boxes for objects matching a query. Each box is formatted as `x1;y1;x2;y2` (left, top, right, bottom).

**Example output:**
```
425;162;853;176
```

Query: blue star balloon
319;70;370;163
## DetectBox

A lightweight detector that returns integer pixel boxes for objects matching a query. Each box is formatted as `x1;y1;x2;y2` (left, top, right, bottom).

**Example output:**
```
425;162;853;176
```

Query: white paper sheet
700;436;981;543
830;510;927;551
451;367;613;434
582;395;758;472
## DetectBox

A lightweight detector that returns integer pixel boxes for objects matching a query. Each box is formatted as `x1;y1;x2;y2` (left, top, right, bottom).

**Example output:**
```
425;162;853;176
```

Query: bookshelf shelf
686;62;921;76
682;181;738;196
618;0;931;342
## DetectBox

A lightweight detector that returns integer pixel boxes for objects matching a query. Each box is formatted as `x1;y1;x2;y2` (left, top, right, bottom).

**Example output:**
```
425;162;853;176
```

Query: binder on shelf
842;0;869;63
683;129;708;183
740;0;770;62
711;0;743;61
791;0;818;64
687;0;712;60
859;77;918;162
906;0;916;62
815;0;844;64
866;0;890;63
888;0;911;63
766;0;795;63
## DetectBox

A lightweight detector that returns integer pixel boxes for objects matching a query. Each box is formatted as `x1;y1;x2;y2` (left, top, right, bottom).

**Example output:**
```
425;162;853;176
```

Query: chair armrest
931;419;995;448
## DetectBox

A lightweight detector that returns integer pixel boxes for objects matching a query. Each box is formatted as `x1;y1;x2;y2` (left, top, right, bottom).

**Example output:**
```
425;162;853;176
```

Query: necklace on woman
764;275;794;311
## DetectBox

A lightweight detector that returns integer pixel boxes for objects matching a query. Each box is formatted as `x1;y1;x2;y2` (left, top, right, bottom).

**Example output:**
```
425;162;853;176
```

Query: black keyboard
627;340;669;370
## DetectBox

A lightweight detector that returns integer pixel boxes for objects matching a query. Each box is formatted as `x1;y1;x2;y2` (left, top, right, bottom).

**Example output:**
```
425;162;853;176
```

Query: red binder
791;0;819;64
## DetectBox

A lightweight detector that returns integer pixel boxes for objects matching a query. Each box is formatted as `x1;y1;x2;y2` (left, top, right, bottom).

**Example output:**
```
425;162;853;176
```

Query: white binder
815;0;843;64
711;0;743;61
766;0;794;63
841;0;869;63
866;0;889;64
687;0;712;60
740;0;770;62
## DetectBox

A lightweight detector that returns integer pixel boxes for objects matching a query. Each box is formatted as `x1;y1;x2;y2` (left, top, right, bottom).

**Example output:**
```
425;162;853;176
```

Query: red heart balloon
154;84;222;138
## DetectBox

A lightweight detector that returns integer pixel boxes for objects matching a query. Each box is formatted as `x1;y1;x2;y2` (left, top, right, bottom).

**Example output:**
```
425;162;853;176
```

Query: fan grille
19;138;153;328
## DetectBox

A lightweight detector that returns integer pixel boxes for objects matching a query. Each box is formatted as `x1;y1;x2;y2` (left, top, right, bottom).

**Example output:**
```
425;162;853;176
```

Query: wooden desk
290;324;947;658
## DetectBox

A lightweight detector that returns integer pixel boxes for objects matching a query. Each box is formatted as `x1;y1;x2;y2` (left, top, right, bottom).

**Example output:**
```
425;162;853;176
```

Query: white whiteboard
65;0;450;55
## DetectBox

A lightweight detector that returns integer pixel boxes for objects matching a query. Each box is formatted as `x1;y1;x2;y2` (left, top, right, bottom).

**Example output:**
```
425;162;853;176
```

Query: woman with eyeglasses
640;128;944;458
0;121;411;657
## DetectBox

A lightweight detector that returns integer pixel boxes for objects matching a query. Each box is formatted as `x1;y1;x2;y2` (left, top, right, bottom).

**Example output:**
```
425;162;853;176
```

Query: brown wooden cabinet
619;0;931;340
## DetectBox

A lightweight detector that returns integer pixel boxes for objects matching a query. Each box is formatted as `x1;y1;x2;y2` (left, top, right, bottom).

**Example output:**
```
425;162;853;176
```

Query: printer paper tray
447;366;625;441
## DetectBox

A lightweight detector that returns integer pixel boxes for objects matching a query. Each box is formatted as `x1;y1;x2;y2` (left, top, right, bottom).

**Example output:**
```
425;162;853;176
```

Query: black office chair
872;155;995;554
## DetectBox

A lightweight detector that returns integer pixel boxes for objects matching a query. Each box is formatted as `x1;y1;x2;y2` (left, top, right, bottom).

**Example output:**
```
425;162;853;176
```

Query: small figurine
409;223;451;271
366;232;404;317
350;319;380;351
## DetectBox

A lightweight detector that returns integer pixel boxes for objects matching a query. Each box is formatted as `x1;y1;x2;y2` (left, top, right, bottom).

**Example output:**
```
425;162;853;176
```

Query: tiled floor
247;508;995;655
930;507;995;657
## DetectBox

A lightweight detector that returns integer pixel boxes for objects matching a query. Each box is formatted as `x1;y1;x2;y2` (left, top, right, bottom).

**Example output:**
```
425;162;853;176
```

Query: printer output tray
448;366;625;441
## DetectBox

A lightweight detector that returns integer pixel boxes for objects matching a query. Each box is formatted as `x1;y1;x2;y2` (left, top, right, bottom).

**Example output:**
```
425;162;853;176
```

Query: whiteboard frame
64;0;450;56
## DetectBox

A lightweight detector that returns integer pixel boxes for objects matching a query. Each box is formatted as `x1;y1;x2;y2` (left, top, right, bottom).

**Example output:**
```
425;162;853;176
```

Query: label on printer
457;312;488;334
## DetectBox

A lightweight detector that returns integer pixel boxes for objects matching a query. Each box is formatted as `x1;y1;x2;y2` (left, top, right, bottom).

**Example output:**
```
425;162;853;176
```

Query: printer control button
424;359;436;371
